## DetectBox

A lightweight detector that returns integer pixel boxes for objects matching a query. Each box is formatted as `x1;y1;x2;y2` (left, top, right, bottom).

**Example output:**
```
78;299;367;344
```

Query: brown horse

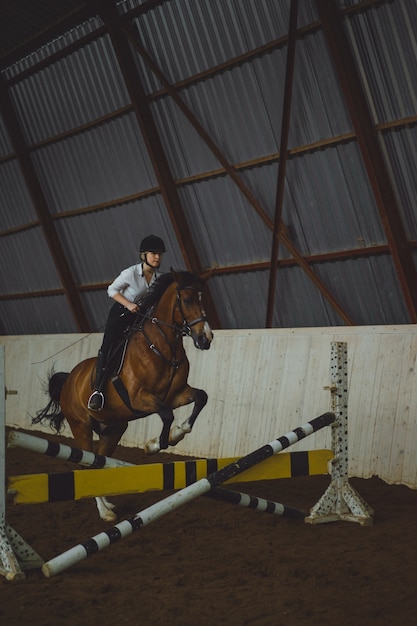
33;269;213;521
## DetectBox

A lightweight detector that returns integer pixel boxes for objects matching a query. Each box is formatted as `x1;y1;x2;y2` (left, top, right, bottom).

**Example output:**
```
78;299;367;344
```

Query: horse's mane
137;270;201;312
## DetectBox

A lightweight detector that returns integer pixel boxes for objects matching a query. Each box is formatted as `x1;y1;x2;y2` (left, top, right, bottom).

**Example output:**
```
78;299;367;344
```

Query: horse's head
172;269;213;350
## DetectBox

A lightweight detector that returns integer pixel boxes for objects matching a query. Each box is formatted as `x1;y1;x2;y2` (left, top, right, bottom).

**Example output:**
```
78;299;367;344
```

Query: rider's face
145;251;163;267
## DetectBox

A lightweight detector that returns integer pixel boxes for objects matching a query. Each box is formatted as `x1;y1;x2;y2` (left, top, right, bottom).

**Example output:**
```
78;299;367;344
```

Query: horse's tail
32;371;69;433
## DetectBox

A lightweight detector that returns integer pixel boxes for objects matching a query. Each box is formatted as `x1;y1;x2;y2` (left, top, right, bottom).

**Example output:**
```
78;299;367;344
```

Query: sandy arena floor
2;428;417;626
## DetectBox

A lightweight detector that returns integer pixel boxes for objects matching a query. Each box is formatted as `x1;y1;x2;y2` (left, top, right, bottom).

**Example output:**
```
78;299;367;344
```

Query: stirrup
87;390;105;411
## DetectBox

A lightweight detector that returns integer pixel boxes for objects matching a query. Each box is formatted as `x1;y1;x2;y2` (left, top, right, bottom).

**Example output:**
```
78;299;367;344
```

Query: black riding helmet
139;235;166;254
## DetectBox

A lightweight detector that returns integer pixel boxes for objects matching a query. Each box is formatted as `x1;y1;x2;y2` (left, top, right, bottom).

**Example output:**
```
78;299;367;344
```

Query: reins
121;283;207;401
134;287;207;339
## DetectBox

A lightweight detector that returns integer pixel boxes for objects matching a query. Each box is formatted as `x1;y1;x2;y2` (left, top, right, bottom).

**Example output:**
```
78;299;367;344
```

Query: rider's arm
111;291;138;313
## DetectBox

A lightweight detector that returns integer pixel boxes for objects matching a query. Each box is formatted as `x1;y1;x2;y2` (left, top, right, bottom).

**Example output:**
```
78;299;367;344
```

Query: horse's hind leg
94;422;129;523
65;418;118;522
66;417;94;454
169;388;208;446
95;422;128;457
95;497;117;523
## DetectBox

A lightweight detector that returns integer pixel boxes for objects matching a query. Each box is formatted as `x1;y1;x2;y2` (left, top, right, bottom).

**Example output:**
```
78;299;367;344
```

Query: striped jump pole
42;411;335;577
8;435;308;522
8;449;333;504
206;487;305;519
8;431;132;468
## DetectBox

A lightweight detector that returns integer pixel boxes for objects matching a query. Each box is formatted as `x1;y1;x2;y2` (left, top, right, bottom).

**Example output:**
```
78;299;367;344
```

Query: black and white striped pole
42;412;335;577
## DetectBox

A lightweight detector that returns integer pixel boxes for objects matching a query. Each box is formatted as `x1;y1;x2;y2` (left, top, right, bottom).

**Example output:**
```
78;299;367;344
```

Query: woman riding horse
88;234;166;411
33;267;213;521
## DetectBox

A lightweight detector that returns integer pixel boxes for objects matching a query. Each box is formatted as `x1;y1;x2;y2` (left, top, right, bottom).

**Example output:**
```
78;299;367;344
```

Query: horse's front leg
144;405;175;455
169;387;208;446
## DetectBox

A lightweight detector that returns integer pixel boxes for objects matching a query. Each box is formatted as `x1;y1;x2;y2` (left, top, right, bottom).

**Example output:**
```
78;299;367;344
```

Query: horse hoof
96;497;117;522
145;439;161;455
169;424;191;445
102;510;118;523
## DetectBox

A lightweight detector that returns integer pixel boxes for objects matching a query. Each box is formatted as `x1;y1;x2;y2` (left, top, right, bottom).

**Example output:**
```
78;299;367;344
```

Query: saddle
101;311;147;381
100;320;148;416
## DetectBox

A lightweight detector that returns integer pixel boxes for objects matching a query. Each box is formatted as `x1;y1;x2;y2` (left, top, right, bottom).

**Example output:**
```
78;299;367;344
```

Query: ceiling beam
0;4;96;69
2;241;396;302
316;0;417;323
266;0;299;328
1;0;383;78
0;0;166;70
96;0;221;328
0;240;399;293
0;75;92;332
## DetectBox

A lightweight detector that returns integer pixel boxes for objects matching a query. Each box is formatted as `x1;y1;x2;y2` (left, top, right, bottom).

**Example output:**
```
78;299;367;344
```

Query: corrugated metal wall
3;324;417;488
1;0;417;334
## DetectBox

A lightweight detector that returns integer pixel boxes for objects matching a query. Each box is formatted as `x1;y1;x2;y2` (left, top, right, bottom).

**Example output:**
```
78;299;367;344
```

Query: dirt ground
1;427;417;626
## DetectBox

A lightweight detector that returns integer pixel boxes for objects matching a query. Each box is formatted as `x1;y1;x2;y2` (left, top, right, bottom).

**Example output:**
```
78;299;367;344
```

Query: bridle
132;284;208;366
174;287;208;337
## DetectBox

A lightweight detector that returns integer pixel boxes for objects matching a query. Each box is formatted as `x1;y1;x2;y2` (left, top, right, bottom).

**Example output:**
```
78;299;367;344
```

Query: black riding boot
87;350;107;411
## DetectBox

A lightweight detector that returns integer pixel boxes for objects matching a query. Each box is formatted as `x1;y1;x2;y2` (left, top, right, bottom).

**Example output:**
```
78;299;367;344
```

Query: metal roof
1;0;417;334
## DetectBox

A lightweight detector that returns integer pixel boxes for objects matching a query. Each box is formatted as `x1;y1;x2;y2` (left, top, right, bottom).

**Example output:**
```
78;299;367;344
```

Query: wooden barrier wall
2;325;417;488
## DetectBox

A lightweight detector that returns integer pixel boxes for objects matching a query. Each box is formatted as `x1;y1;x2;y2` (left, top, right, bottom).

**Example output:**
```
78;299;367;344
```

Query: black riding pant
99;302;137;361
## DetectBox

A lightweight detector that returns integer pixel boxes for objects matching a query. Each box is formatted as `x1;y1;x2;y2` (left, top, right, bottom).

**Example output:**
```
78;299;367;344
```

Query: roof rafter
266;0;300;327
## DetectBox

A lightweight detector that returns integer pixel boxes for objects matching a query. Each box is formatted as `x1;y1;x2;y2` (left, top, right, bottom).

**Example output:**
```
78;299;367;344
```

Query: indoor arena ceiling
1;0;417;334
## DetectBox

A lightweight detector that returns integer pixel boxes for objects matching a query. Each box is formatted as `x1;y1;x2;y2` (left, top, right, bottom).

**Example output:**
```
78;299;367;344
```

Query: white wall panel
2;325;417;488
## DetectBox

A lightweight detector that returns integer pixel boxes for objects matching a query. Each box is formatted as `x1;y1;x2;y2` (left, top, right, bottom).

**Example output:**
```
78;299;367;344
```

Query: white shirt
107;264;162;303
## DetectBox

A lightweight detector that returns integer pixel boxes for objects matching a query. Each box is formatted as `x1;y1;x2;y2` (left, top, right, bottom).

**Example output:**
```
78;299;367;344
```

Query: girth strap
110;375;147;418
